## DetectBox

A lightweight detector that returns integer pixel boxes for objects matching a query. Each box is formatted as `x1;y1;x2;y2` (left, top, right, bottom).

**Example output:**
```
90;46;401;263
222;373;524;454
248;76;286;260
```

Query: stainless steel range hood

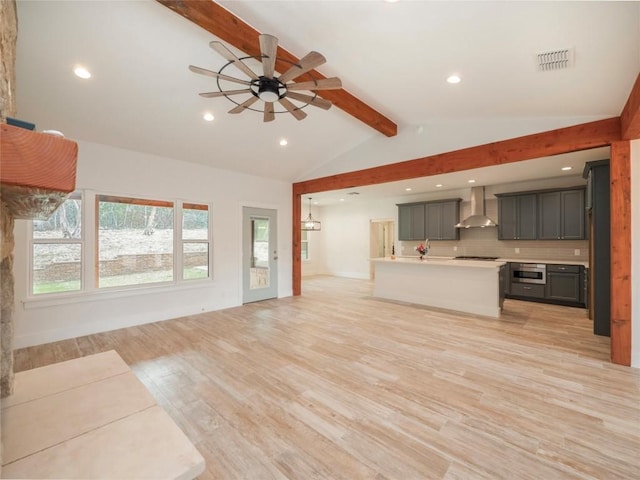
455;186;497;228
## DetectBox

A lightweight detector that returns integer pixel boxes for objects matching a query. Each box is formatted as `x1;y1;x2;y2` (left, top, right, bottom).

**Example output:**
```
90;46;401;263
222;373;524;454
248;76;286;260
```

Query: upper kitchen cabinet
398;199;460;241
398;203;426;241
426;199;460;240
496;194;537;240
537;188;585;240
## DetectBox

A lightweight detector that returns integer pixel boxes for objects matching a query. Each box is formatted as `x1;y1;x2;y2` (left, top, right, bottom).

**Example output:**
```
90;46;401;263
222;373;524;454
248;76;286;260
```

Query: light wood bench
1;350;205;479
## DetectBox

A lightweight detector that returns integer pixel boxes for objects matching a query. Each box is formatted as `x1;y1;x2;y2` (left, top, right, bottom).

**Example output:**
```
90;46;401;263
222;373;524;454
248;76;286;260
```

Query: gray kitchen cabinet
425;200;460;240
505;262;586;307
545;264;582;304
398;199;460;241
496;194;537;240
538;188;585;240
440;201;460;240
510;282;545;299
584;160;610;336
397;203;425;241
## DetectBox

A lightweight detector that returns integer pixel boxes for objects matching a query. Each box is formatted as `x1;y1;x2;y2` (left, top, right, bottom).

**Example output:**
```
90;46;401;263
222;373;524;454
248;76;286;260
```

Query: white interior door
242;207;278;303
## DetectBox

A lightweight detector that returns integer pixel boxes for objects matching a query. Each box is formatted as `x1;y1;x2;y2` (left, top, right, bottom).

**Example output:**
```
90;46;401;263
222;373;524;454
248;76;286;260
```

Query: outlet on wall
515;248;520;254
453;246;458;251
574;249;580;256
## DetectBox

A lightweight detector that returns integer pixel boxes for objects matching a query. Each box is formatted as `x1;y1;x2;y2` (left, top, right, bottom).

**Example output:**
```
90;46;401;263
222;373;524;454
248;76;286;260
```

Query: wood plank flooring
14;276;640;479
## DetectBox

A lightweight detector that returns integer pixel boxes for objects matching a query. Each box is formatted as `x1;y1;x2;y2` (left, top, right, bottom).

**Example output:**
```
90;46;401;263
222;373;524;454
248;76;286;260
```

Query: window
32;193;83;295
31;192;211;296
301;229;309;261
182;203;209;280
97;195;174;288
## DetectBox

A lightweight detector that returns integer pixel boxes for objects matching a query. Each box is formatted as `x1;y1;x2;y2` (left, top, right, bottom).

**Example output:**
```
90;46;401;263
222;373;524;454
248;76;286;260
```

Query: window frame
95;194;176;290
30;191;84;296
179;201;211;281
28;190;213;302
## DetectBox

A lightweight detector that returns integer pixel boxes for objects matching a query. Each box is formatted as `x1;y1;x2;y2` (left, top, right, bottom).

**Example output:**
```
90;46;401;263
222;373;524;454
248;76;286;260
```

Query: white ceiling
14;1;640;196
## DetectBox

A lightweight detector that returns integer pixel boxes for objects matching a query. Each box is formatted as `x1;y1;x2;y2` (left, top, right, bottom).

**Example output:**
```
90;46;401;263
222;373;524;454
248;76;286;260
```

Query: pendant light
301;197;321;231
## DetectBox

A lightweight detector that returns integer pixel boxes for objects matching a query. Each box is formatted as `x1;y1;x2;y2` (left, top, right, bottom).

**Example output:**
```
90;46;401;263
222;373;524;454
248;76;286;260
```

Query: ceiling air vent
536;48;573;71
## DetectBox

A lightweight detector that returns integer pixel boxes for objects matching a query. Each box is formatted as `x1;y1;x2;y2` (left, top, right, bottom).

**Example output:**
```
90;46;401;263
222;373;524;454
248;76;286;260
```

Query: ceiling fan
189;34;342;122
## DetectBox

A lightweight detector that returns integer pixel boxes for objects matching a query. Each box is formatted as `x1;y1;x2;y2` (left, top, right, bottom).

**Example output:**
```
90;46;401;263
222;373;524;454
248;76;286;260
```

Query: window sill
22;279;213;310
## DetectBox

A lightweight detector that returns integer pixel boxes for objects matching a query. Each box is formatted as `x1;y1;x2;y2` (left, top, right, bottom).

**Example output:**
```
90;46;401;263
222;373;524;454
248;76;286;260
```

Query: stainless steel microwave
511;263;546;284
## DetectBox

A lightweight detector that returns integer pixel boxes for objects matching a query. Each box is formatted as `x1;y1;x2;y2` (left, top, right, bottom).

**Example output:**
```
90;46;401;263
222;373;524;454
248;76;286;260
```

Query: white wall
631;139;639;367
13;141;292;348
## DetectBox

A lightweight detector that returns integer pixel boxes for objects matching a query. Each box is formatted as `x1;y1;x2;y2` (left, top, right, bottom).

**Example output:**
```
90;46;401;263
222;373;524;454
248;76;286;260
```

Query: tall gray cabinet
583;160;610;337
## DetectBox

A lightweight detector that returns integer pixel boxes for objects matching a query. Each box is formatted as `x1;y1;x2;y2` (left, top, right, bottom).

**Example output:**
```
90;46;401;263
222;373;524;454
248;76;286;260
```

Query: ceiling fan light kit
190;34;342;122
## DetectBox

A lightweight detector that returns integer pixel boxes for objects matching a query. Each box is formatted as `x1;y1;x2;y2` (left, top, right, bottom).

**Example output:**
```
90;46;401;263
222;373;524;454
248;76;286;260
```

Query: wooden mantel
1;123;78;220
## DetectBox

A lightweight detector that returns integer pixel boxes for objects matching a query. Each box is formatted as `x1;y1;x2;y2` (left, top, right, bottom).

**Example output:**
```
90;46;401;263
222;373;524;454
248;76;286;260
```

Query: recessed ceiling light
405;188;412;191
203;112;214;122
436;184;443;188
279;139;288;146
73;66;91;79
561;166;572;171
468;179;476;183
447;74;461;84
339;198;345;202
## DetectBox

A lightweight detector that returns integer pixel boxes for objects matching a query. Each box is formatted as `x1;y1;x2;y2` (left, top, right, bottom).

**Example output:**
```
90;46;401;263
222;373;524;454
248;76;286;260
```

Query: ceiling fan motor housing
256;77;283;102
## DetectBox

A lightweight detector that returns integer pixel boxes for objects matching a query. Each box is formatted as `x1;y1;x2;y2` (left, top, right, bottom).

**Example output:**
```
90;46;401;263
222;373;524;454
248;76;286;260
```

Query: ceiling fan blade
199;89;252;98
264;102;275;122
278;51;327;84
189;65;251;86
286;77;342;91
259;34;278;79
286;91;332;110
209;41;259;80
228;96;259;114
278;97;307;121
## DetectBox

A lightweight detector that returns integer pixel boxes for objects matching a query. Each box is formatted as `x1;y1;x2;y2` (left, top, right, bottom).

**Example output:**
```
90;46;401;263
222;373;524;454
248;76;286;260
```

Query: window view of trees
97;196;175;288
31;193;211;295
32;193;83;294
182;204;209;280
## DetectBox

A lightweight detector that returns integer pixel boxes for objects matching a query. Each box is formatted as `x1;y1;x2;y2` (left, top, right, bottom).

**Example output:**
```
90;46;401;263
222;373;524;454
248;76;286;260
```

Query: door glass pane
250;218;270;289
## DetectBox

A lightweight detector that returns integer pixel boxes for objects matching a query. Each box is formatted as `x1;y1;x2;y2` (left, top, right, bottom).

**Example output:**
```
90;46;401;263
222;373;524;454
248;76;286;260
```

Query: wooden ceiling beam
620;71;640;140
155;0;398;137
293;117;621;195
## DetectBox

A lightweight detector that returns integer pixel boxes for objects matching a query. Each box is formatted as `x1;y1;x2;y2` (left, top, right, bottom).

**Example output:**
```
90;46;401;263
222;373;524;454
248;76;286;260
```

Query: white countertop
499;257;589;267
384;255;588;268
372;257;506;269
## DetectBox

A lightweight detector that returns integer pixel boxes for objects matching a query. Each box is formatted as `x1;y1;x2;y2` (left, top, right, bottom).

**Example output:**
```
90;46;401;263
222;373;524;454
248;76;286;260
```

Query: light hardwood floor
14;276;640;479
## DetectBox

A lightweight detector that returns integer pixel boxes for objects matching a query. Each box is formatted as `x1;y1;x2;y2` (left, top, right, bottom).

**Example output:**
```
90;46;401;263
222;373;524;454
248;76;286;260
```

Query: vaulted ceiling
15;1;640;187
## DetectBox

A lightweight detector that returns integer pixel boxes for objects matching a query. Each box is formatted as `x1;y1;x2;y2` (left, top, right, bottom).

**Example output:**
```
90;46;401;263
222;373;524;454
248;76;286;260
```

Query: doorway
369;219;394;279
242;207;278;303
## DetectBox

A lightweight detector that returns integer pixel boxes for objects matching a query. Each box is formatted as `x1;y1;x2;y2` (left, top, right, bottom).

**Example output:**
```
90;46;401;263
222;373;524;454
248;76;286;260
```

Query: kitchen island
371;257;507;318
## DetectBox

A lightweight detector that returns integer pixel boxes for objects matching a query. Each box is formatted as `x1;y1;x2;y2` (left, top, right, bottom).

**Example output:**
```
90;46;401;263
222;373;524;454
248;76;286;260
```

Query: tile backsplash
398;198;589;262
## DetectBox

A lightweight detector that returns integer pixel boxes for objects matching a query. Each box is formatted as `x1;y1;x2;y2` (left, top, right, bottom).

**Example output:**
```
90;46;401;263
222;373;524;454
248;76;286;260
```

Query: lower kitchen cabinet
546;264;582;304
505;262;585;307
510;282;545;299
